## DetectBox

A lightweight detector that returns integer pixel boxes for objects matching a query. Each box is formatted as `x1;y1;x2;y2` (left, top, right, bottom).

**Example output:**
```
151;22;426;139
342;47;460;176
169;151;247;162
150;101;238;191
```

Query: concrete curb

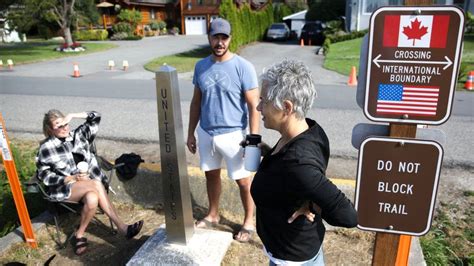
0;211;52;255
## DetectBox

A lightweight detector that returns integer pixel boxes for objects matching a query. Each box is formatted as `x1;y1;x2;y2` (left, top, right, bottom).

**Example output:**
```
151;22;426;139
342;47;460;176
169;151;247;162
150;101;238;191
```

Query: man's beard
212;45;228;57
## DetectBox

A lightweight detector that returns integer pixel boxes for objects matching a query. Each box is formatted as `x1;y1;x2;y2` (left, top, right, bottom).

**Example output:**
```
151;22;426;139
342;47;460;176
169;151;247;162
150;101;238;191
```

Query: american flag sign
377;84;439;116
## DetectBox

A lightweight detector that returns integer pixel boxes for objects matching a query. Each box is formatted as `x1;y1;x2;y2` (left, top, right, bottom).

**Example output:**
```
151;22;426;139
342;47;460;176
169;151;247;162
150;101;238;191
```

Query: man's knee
205;169;221;180
236;177;251;189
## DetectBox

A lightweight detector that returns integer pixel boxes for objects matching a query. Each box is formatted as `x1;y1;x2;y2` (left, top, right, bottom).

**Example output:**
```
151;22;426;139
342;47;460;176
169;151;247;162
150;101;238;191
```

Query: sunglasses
53;123;69;130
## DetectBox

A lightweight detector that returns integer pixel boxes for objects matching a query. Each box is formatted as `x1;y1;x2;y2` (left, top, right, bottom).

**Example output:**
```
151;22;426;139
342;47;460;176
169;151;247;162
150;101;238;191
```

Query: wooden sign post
373;123;416;265
0;114;37;248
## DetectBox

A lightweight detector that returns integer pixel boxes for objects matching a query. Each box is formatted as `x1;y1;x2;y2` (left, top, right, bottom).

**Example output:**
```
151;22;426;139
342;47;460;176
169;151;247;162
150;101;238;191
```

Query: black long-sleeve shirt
251;118;357;262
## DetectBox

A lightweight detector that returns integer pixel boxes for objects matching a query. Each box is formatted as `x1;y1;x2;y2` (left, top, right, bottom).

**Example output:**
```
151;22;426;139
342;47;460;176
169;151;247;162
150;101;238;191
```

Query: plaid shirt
36;111;106;201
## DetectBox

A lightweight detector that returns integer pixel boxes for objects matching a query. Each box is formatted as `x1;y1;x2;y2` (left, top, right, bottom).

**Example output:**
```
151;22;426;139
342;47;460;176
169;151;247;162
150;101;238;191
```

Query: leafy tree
75;0;99;26
306;0;345;22
0;0;17;12
116;9;142;29
6;0;99;46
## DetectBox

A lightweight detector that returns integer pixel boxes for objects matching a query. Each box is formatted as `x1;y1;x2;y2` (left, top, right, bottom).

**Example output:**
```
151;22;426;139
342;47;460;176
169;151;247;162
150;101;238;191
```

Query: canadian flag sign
383;15;450;48
365;6;464;125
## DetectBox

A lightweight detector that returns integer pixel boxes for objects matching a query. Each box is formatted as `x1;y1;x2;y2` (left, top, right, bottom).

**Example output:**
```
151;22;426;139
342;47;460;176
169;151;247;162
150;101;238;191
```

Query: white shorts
197;126;250;180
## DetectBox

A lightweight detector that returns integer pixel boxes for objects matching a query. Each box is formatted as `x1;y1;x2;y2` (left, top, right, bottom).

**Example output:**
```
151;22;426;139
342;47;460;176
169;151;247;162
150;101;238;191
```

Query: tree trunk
64;27;73;47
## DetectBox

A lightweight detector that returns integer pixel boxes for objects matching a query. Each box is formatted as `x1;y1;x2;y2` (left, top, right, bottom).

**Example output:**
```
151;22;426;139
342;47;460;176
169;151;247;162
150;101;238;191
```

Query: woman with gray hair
251;59;357;265
37;110;143;255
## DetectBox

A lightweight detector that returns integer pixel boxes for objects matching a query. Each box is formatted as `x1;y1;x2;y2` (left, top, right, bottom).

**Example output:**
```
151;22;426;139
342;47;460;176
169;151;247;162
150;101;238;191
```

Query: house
179;0;220;35
97;0;268;36
97;0;179;34
283;9;306;38
0;15;22;43
345;0;473;32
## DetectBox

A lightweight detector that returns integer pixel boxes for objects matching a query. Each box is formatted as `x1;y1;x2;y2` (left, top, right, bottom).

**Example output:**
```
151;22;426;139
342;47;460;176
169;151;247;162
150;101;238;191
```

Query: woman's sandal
126;220;144;239
72;236;88;256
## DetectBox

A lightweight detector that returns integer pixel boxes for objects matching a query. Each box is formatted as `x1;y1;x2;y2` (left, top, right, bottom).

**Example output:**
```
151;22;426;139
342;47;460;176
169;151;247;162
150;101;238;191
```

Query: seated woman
36;109;144;256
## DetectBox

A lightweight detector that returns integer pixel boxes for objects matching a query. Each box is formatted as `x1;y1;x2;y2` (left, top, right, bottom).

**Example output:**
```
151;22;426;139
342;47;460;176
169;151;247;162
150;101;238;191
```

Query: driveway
0;35;208;79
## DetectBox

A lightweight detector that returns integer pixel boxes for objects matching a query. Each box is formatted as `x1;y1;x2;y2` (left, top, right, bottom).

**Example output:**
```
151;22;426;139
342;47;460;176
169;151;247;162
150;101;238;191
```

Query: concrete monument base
127;224;233;265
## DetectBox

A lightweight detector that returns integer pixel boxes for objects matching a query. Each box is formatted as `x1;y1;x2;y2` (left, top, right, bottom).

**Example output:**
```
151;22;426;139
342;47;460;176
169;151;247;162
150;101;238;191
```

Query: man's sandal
194;218;219;229
72;236;88;256
234;227;255;243
126;220;144;239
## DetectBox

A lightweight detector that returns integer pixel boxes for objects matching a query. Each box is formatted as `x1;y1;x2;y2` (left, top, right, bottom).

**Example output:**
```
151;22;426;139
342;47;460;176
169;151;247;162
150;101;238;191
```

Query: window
270;24;286;30
362;0;401;14
150;8;155;20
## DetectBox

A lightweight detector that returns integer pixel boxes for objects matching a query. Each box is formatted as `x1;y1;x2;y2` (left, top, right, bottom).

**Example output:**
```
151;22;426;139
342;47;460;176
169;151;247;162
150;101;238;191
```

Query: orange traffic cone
72;63;81;78
464;71;474;91
300;38;304;47
347;66;358;86
7;59;13;70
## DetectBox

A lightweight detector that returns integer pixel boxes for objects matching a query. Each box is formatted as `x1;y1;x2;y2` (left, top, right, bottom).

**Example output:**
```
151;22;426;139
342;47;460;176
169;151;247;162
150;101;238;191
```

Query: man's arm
187;86;202;154
244;88;260;134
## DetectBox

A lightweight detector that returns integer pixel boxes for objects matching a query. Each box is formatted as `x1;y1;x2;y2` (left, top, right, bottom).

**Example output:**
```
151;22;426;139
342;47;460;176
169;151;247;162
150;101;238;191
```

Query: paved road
0;35;208;78
0;37;473;167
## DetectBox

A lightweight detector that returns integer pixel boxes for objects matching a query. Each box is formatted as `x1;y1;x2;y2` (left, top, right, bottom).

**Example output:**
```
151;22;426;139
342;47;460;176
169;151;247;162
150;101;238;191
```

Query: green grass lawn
144;47;209;73
323;38;363;77
0;40;117;65
323;34;474;90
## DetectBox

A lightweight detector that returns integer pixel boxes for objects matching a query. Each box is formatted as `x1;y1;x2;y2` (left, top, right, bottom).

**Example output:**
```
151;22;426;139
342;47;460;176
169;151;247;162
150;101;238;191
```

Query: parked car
300;21;325;46
266;23;290;41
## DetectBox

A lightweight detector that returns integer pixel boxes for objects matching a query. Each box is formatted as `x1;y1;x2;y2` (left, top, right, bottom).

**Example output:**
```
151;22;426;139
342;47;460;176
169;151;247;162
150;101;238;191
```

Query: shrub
157;21;166;30
324;20;343;36
306;0;345;22
466;11;474;33
219;0;273;52
111;33;143;40
273;3;293;22
110;32;129;40
458;62;469;83
73;30;108;41
0;142;46;238
323;29;368;55
149;21;161;31
112;22;133;35
170;26;180;35
123;35;143;40
322;37;331;55
117;9;142;29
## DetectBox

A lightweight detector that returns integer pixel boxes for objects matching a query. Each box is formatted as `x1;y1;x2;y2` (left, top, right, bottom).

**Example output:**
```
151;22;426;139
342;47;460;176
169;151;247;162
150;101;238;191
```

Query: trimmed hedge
323;29;368;55
219;0;274;52
273;3;293;23
73;30;108;41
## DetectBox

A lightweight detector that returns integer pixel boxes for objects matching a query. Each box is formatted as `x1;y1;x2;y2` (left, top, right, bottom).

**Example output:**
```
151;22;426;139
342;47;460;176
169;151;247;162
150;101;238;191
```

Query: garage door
185;16;207;35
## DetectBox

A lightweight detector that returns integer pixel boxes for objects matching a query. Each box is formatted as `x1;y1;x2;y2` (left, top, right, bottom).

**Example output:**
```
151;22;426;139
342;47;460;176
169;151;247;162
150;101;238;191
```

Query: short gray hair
261;59;316;119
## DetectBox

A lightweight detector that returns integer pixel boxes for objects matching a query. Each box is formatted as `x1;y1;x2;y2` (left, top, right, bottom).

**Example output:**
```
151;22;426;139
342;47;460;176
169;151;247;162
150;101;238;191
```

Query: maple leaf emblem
402;18;429;46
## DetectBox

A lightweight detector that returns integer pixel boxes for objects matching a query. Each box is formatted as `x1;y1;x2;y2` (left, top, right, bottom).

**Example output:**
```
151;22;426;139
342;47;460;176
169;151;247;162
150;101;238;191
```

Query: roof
283;9;307;20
